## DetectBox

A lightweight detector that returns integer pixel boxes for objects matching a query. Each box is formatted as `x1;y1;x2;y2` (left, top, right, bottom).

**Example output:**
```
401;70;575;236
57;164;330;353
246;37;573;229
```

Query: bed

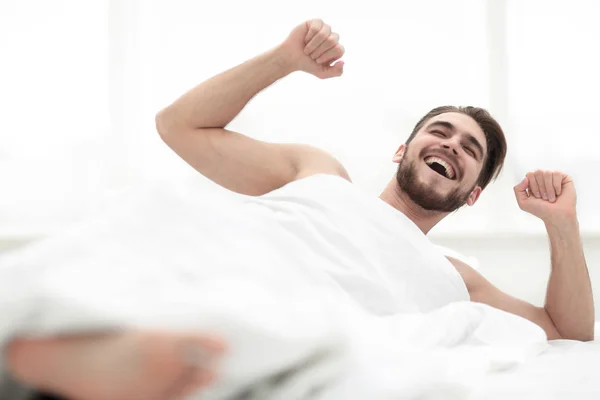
0;179;597;400
475;332;600;399
435;247;600;399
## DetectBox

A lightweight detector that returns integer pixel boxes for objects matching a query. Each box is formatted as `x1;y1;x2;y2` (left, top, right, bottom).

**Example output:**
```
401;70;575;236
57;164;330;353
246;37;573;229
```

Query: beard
396;155;474;213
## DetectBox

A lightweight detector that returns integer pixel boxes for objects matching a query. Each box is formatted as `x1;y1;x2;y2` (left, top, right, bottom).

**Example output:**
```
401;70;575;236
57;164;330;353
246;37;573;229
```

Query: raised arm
155;19;348;196
515;170;594;341
452;170;594;342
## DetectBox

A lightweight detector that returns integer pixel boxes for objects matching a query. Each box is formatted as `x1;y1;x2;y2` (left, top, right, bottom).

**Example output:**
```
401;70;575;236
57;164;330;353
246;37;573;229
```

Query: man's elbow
155;108;174;136
574;329;595;342
566;333;595;342
542;314;594;342
155;107;188;136
554;327;595;342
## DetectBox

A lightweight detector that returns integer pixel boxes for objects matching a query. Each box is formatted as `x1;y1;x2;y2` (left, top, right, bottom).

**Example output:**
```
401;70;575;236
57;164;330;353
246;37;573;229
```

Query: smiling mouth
424;157;456;180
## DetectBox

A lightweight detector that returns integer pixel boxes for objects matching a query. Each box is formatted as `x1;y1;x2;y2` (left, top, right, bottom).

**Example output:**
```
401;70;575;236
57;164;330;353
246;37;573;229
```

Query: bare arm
544;217;594;341
450;257;562;340
516;170;595;341
456;170;595;342
155;46;293;132
155;20;347;196
155;47;301;196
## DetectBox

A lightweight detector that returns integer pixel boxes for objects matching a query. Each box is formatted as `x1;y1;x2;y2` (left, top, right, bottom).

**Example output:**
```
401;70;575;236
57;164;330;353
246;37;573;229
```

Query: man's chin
413;180;456;200
405;184;468;213
396;159;470;213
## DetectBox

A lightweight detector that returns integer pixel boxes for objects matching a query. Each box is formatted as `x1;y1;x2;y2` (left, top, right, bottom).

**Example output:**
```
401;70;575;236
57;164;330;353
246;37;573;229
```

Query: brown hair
406;106;507;190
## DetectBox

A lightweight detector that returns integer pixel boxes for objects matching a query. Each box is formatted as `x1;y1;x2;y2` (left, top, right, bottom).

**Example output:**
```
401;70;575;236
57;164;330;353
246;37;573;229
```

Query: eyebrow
425;120;486;159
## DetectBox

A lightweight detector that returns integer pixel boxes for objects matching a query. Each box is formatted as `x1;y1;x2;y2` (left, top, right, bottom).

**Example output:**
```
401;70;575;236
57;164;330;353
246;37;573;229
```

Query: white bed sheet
0;178;597;399
472;323;600;399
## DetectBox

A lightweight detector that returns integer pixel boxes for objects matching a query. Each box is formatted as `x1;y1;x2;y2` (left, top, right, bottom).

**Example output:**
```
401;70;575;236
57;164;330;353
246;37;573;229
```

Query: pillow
435;245;481;270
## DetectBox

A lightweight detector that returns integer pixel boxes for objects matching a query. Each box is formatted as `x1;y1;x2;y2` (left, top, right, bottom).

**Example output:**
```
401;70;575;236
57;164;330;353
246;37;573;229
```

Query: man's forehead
424;112;487;150
426;112;482;134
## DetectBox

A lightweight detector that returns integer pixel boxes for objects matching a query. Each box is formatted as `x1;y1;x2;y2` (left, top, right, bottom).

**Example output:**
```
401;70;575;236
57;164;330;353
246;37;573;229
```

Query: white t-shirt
251;173;470;314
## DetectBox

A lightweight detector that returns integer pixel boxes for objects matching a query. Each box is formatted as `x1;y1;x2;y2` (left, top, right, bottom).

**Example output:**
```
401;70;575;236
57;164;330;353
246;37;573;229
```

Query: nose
442;143;458;155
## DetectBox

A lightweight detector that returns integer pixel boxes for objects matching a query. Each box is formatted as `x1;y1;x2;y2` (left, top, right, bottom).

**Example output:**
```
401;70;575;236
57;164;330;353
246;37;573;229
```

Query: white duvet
474;338;600;400
0;174;592;399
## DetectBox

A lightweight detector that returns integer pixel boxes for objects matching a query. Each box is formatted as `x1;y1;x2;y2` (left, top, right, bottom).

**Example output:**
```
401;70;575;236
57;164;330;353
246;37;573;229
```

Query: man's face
393;112;488;212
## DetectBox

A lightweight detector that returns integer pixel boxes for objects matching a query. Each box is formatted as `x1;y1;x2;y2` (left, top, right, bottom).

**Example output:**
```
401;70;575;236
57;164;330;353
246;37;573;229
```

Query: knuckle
319;25;331;38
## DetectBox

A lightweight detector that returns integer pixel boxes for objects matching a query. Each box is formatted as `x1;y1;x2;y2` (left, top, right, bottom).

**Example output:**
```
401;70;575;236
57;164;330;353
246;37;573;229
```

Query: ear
392;144;407;163
466;186;482;206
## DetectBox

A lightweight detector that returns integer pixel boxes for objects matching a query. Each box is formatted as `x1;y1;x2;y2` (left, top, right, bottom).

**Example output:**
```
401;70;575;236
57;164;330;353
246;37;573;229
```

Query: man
5;18;595;400
155;18;594;342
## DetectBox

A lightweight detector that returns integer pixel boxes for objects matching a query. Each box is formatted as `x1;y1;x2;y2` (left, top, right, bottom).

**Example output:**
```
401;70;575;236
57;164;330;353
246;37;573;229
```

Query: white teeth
425;156;455;179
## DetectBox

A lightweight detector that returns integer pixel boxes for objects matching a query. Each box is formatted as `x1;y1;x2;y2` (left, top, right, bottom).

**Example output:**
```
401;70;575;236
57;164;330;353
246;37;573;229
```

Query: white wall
2;0;599;238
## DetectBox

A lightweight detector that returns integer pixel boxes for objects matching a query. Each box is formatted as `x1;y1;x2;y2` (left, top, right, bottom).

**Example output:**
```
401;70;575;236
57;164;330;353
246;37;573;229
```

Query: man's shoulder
446;255;498;299
446;256;480;294
292;144;352;184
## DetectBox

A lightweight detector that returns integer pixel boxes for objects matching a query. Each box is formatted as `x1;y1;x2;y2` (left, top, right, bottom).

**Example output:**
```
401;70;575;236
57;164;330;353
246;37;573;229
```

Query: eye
464;147;476;158
431;130;446;137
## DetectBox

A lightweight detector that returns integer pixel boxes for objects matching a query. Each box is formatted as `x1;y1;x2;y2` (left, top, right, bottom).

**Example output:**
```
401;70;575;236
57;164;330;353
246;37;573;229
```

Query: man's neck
378;177;447;235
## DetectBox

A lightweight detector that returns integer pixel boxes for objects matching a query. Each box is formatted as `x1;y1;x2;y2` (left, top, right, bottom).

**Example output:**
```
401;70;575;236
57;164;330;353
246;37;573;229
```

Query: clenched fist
513;170;577;223
279;19;345;79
